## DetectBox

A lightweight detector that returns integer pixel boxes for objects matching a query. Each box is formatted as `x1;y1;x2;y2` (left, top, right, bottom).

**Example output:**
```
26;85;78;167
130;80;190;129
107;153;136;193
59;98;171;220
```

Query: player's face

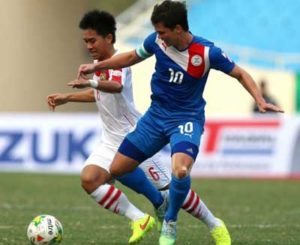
82;29;112;61
154;22;180;47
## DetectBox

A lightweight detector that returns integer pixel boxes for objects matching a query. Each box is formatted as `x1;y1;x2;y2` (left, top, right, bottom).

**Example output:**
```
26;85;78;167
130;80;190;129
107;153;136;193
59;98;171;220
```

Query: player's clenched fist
46;93;69;111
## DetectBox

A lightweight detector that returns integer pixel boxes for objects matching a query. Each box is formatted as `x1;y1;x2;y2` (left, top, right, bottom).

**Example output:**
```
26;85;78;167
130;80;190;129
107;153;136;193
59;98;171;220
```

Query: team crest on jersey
191;55;202;66
99;73;107;80
95;71;108;80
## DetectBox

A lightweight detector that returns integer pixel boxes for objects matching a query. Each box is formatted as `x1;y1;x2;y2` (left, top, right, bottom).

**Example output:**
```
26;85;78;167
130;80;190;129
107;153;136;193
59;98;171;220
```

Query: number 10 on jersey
169;68;184;84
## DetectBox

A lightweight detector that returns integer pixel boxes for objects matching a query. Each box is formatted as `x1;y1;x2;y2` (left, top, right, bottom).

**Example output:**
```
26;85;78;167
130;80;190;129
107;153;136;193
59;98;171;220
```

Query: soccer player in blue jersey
77;1;283;244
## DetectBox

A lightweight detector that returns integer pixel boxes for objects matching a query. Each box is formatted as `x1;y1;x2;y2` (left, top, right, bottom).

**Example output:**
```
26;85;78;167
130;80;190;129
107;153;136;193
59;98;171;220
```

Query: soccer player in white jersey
48;10;231;244
77;2;283;245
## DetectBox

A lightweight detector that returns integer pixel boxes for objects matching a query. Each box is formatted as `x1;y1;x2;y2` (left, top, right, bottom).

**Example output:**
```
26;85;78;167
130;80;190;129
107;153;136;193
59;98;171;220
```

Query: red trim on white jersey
110;69;123;84
92;63;141;147
94;69;123;84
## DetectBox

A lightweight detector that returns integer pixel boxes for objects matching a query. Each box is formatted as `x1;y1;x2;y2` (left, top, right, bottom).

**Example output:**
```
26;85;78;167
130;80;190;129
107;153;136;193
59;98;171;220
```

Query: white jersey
93;65;141;148
85;59;170;190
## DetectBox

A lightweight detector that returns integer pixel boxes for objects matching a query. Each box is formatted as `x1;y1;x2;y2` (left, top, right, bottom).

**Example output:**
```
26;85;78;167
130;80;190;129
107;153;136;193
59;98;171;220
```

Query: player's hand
257;101;284;113
77;63;96;79
46;93;68;111
67;78;90;89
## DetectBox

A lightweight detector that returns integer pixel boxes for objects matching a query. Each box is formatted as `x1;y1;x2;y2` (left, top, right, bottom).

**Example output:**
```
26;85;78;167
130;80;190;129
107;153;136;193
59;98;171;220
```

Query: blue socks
165;175;191;222
117;167;163;208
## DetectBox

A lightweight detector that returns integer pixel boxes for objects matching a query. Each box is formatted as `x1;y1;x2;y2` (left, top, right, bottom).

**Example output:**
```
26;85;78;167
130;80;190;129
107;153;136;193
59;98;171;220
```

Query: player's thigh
109;151;140;176
139;152;171;190
125;114;168;158
82;143;116;183
168;120;204;164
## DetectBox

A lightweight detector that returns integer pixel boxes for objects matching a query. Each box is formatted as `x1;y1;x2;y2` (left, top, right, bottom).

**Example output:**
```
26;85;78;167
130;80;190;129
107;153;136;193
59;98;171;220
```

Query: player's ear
174;24;183;34
105;33;113;44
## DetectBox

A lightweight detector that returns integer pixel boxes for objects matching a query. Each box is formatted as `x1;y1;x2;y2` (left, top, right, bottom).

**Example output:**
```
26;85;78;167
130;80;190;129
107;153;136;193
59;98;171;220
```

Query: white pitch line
64;224;300;230
186;224;300;229
0;203;94;211
0;226;12;229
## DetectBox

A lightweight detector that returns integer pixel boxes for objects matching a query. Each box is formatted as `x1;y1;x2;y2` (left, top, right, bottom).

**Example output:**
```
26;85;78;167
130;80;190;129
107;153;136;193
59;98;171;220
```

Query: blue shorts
118;109;204;162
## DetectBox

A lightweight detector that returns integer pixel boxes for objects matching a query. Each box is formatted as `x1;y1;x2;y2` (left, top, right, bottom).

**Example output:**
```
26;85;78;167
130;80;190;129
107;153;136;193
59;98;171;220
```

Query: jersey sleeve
109;69;123;84
135;32;156;59
209;46;235;74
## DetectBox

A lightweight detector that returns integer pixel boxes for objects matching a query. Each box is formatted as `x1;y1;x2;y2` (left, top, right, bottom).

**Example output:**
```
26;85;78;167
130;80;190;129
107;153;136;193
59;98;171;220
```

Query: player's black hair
79;10;116;43
151;0;189;31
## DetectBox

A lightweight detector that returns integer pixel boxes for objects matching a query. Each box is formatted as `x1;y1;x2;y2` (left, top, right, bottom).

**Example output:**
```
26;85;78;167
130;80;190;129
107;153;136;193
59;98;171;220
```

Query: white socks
182;189;221;230
90;184;145;221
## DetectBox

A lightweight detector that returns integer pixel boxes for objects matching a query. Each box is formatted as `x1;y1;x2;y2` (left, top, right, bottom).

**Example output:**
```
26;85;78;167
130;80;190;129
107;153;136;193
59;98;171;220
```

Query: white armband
89;79;99;89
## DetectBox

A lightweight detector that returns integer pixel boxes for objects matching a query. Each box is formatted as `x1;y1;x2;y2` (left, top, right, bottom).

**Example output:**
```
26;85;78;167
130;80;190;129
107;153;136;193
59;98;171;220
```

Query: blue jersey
136;32;235;120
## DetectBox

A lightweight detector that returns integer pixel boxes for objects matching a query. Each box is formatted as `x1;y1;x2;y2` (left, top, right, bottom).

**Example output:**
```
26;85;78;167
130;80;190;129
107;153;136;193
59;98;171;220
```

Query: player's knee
80;167;108;193
81;174;97;193
173;166;189;179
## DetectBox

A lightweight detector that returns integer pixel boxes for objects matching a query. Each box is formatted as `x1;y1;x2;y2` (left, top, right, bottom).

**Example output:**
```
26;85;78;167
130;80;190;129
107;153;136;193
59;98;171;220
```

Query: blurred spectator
252;80;279;113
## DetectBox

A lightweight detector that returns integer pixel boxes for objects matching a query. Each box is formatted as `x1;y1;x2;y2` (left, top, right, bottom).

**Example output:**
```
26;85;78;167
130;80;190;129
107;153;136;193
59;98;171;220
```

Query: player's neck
103;46;116;60
174;32;193;51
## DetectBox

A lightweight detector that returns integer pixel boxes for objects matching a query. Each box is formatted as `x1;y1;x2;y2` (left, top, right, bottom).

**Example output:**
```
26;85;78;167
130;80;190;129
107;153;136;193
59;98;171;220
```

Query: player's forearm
230;66;265;104
239;72;265;104
97;80;122;93
66;89;95;102
94;50;141;71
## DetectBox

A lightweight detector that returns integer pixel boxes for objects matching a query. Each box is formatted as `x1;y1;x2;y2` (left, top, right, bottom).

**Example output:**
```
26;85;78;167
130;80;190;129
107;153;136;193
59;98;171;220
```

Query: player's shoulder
147;32;157;40
192;35;215;47
143;32;157;44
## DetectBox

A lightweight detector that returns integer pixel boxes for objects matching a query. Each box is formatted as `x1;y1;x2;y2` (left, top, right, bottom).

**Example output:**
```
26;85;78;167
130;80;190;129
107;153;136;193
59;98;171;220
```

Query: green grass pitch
0;173;299;244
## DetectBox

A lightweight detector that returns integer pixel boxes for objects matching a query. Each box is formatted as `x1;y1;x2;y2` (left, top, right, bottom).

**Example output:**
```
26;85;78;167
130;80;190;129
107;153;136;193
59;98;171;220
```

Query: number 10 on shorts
178;122;193;134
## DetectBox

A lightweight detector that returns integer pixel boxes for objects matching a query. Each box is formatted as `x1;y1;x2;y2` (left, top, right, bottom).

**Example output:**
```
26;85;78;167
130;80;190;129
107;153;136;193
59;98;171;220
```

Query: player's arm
210;46;283;113
68;73;123;93
95;50;142;70
78;50;143;78
229;65;284;113
92;79;122;93
47;89;95;111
